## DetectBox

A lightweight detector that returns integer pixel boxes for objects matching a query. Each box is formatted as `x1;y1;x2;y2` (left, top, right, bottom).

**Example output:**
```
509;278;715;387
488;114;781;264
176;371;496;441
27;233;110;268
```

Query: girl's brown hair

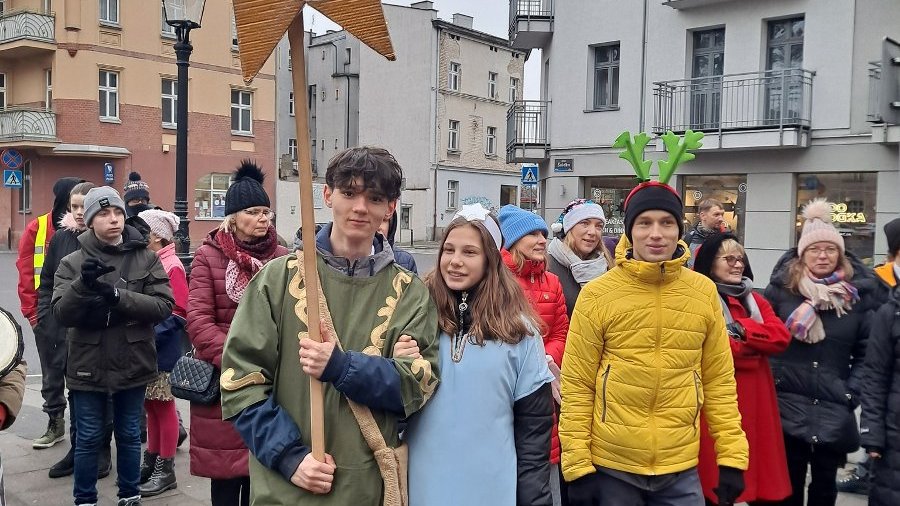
425;218;542;345
784;252;855;294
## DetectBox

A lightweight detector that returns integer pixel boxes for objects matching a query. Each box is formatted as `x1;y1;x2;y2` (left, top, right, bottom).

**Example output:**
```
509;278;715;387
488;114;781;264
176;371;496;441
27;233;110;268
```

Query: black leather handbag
169;351;219;405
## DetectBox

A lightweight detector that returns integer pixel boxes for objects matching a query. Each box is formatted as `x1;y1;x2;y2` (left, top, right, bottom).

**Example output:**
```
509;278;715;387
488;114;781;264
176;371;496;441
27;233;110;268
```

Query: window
161;5;175;36
766;17;805;124
796;172;877;264
447;180;459;209
99;70;119;120
500;185;518;206
18;161;31;214
691;29;725;129
592;43;620;109
485;126;497;155
161;78;177;127
289;92;295;116
0;74;6;109
488;72;498;99
448;62;460;91
231;14;238;48
288;49;292;70
400;205;411;230
194;173;231;219
509;77;519;102
99;0;119;24
288;138;298;162
231;89;252;134
682;174;747;244
45;69;52;109
448;120;460;151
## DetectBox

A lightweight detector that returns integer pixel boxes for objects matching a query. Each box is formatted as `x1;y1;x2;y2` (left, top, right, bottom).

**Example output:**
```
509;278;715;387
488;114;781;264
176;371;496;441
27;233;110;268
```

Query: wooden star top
233;0;396;83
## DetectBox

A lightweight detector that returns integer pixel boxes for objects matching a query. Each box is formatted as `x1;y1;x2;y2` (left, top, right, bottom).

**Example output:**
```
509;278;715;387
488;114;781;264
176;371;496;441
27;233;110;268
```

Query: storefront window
796;173;877;265
194;173;231;220
681;175;747;243
584;176;634;237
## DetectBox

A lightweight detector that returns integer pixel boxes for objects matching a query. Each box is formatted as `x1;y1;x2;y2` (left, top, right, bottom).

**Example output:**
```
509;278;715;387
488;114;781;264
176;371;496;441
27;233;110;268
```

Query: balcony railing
506;100;549;163
0;107;57;143
0;10;55;45
652;68;814;135
509;0;552;49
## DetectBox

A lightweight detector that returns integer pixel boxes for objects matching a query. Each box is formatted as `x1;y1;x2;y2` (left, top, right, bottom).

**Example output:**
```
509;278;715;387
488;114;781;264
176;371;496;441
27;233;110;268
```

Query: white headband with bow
453;204;502;251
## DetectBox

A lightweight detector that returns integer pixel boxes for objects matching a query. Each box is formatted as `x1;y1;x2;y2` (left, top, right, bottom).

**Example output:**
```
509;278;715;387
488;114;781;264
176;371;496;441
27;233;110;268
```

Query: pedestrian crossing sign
521;165;538;185
2;169;22;188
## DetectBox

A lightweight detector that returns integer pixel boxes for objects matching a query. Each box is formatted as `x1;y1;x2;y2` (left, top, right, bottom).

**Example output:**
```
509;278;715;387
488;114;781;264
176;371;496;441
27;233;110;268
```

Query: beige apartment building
0;0;275;248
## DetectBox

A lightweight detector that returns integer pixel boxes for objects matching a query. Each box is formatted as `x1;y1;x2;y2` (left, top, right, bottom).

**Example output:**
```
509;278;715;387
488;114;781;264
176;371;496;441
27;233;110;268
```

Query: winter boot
139;450;158;484
836;470;870;495
117;495;141;506
139;457;177;497
33;414;65;449
177;422;187;448
48;445;75;478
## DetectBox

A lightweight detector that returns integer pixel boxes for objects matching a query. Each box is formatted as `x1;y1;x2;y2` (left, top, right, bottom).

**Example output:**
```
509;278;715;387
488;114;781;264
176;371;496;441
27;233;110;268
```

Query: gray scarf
715;277;763;325
547;238;609;286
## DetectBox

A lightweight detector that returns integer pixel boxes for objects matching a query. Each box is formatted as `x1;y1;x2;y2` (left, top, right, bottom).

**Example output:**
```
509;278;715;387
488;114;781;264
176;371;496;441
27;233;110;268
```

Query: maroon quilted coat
186;229;289;479
501;248;569;464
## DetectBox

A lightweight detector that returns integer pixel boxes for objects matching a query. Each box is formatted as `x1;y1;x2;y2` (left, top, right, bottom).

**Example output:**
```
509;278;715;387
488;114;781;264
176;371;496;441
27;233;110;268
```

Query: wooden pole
288;12;326;462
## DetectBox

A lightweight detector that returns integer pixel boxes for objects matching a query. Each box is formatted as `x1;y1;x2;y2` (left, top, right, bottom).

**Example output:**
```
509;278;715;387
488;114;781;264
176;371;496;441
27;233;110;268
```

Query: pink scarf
216;228;279;302
785;268;859;343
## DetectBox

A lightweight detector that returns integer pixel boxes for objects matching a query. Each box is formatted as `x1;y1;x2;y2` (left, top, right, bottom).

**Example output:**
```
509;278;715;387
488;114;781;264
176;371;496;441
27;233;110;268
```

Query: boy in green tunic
220;147;440;505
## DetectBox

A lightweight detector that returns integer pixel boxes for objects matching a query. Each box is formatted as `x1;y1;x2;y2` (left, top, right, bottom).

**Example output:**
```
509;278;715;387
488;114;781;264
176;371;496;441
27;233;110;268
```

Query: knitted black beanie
623;182;685;242
225;160;270;216
885;217;900;257
123;171;150;203
692;231;754;281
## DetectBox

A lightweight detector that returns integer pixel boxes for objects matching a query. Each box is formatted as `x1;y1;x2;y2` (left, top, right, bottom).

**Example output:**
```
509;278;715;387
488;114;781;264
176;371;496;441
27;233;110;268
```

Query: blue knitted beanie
498;204;549;250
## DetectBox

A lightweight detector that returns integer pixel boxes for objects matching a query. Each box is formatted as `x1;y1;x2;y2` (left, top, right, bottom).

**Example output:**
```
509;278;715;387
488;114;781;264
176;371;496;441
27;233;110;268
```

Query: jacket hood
301;222;396;278
501;248;546;278
78;223;149;256
57;212;85;232
614;234;690;283
52;177;84;227
769;247;888;311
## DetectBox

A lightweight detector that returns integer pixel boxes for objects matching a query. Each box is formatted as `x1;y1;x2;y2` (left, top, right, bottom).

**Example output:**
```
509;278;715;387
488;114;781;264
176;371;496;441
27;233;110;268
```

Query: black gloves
567;471;601;506
726;322;745;340
715;466;745;505
80;259;119;305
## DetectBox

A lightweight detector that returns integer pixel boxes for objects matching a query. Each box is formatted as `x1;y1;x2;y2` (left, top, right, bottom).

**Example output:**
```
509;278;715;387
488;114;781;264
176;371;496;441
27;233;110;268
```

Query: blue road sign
1;149;23;170
521;165;538;185
3;169;23;188
104;163;114;183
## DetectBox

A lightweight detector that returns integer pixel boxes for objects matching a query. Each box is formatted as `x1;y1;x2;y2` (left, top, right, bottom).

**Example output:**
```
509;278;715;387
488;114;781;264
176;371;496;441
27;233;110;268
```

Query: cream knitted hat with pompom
797;198;844;256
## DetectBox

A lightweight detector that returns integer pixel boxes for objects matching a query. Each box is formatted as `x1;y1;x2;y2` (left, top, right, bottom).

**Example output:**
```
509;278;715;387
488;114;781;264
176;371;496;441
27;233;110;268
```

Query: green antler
613;131;652;182
657;130;704;184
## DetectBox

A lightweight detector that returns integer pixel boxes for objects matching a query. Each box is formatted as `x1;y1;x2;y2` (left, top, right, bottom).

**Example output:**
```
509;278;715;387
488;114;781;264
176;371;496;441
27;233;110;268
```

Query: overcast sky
304;1;541;99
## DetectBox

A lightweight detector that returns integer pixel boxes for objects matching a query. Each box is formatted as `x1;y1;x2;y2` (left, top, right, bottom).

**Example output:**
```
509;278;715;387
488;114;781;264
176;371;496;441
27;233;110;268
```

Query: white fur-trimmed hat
797;198;844;256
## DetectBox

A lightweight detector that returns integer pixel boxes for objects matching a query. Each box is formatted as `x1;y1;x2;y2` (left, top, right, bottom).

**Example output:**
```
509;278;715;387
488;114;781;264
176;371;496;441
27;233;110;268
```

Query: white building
274;2;526;243
508;0;900;286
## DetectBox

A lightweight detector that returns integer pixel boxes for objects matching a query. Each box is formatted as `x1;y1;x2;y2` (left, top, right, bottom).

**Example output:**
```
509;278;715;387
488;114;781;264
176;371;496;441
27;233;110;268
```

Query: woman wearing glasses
186;161;288;506
764;199;888;506
692;232;791;505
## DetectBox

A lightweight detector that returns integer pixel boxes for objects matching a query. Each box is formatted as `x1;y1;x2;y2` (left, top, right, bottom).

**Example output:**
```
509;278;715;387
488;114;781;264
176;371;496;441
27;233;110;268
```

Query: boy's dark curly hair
324;147;403;201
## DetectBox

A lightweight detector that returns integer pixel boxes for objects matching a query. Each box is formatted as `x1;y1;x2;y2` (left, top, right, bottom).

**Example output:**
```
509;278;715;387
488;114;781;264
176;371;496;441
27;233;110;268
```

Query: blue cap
497;204;549;250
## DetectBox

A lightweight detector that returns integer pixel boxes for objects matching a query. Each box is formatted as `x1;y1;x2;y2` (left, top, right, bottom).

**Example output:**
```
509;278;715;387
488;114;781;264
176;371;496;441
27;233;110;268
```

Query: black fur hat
692;232;754;281
224;160;270;216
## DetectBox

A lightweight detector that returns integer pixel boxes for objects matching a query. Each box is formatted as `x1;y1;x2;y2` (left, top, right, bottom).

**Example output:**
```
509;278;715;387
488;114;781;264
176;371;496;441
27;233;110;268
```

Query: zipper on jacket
601;364;611;422
692;370;702;433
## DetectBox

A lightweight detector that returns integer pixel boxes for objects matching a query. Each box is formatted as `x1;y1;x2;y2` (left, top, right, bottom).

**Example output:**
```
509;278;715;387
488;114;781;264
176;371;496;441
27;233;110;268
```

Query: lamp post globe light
162;0;205;260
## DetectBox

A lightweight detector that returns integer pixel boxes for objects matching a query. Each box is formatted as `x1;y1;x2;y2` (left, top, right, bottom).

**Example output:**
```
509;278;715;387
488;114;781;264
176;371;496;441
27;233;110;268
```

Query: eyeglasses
241;208;275;220
718;255;745;267
806;246;839;256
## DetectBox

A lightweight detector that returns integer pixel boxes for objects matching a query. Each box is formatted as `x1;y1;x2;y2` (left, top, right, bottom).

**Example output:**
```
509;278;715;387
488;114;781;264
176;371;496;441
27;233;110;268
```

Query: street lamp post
163;0;206;262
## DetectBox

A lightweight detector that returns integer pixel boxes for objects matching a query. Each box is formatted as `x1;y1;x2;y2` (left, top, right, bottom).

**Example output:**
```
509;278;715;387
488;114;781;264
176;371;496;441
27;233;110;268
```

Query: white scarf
547;238;609;286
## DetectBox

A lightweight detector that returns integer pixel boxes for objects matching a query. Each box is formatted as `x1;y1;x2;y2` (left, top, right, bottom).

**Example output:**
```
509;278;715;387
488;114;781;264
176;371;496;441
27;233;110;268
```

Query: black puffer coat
764;249;888;453
860;285;900;506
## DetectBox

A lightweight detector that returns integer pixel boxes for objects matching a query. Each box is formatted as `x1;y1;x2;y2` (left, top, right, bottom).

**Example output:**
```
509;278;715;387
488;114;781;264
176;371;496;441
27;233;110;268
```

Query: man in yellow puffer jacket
560;181;749;506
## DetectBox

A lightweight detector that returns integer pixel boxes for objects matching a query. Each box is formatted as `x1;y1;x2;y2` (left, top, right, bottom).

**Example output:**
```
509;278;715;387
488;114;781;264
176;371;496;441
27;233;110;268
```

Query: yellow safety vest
33;213;49;289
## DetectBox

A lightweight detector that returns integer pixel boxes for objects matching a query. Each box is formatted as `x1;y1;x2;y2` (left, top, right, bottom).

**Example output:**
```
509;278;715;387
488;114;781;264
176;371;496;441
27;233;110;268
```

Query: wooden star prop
233;0;396;83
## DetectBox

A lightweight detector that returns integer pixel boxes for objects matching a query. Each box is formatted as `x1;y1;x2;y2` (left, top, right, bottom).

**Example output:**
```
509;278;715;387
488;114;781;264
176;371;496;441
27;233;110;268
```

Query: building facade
0;0;276;249
275;1;525;243
508;0;900;286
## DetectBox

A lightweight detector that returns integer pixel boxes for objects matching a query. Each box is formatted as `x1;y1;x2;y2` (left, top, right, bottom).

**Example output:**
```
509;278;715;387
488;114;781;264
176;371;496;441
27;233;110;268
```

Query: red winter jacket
502;249;569;463
186;230;288;479
16;214;55;326
697;292;792;503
